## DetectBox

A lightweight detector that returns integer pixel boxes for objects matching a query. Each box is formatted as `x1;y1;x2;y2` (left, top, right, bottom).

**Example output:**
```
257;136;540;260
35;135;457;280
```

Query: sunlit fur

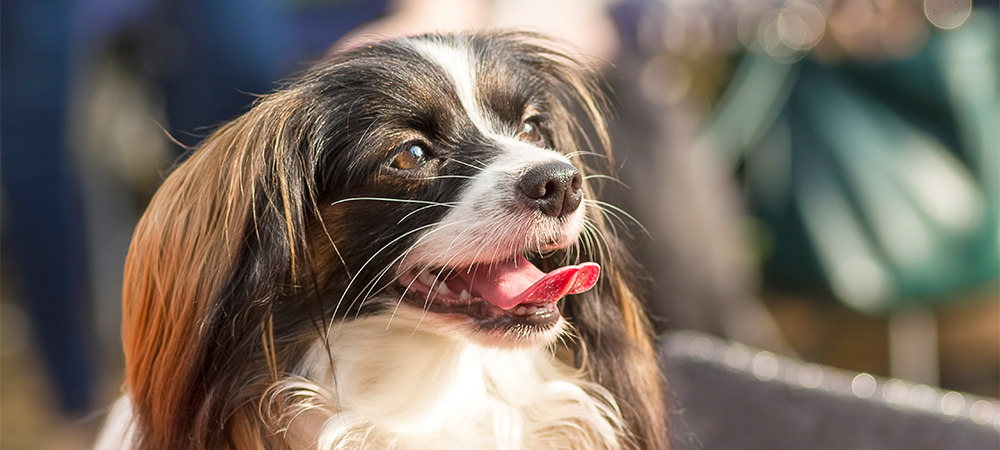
273;308;624;449
98;32;668;449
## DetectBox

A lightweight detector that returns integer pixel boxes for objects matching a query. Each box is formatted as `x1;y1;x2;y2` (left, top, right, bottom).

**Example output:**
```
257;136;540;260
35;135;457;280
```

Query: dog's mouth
397;255;600;330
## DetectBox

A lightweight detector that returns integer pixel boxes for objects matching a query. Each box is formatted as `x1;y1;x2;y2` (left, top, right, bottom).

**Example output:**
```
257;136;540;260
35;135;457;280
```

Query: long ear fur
122;86;326;449
508;32;670;450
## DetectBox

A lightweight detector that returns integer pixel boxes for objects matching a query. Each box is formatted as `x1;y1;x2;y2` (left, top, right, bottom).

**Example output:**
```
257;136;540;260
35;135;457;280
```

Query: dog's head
309;34;613;347
122;32;666;449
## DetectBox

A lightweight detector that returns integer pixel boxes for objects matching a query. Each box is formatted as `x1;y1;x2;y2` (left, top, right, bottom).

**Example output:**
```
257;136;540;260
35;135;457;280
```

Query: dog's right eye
390;143;429;170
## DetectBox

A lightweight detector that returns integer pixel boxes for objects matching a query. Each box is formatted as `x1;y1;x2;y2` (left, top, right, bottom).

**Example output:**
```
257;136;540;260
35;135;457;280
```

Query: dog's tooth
514;306;527;315
460;290;470;301
418;269;436;286
524;306;538;315
437;282;453;296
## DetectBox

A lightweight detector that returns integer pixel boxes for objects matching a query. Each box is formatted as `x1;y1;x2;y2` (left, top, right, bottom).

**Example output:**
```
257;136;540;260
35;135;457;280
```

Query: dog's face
296;34;609;347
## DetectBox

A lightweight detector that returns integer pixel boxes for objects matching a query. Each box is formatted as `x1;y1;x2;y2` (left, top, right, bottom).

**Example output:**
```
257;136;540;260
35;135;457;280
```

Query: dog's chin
397;290;568;349
396;300;568;349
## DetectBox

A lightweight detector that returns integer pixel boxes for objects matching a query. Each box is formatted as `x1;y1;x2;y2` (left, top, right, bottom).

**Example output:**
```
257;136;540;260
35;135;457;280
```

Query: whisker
402;222;486;332
580;221;597;264
599;207;622;240
583;219;614;271
582;174;630;189
330;197;456;208
325;221;444;338
586;221;602;263
583;199;651;240
568;224;589;266
350;218;477;317
416;175;477;181
397;202;458;225
380;218;483;328
565;150;609;160
446;158;487;171
334;217;478;338
463;217;518;274
405;217;518;333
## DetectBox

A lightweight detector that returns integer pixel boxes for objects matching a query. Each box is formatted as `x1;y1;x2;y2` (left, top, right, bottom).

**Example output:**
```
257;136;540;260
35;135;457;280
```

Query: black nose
516;161;583;218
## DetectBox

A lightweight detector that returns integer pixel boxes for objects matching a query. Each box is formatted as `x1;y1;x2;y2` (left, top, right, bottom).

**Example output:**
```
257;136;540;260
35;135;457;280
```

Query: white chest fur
293;311;625;450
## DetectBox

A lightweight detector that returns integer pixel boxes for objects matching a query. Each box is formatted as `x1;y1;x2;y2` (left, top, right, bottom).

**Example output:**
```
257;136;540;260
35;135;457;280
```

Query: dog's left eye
390;143;429;170
519;118;544;145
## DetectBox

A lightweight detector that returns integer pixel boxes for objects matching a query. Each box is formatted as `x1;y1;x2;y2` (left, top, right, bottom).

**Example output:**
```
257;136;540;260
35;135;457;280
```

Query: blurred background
1;0;997;448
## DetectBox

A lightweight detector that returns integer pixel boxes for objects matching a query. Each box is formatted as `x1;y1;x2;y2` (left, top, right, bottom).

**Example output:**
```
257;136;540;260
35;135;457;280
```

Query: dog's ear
511;32;670;450
121;88;324;449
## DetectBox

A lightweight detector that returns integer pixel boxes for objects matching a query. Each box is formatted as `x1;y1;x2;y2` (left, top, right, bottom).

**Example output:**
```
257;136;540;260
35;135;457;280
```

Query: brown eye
519;119;544;144
391;143;428;170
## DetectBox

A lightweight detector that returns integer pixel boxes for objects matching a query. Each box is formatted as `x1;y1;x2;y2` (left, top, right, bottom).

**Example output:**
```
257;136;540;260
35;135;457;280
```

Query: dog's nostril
543;181;558;198
517;161;583;218
570;174;582;192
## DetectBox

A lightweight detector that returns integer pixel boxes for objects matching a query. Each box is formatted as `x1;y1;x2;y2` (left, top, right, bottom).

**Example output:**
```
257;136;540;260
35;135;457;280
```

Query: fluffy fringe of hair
261;311;626;450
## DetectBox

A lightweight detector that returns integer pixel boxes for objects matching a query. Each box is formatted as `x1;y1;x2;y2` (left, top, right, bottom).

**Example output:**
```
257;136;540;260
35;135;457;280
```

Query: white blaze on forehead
400;37;588;271
409;38;496;135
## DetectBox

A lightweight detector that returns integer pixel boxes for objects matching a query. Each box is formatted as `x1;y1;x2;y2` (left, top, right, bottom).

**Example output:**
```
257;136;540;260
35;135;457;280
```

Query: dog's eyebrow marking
409;38;497;137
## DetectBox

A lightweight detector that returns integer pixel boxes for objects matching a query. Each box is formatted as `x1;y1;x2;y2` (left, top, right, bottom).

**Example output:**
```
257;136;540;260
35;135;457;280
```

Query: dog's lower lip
400;292;562;330
542;237;563;250
397;266;562;327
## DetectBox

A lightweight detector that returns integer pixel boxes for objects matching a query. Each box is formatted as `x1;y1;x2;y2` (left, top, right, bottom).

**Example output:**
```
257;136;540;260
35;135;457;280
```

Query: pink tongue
457;256;601;310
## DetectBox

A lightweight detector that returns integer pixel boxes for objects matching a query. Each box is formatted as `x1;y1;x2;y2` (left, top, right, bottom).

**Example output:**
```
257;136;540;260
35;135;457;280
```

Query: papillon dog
96;31;668;450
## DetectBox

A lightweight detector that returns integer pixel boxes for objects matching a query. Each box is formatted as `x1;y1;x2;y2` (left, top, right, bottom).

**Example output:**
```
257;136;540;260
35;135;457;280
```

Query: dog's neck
289;310;625;450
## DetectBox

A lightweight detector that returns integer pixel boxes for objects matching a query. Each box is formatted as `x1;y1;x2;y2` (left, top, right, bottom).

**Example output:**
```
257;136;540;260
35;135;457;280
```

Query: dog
96;31;668;450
